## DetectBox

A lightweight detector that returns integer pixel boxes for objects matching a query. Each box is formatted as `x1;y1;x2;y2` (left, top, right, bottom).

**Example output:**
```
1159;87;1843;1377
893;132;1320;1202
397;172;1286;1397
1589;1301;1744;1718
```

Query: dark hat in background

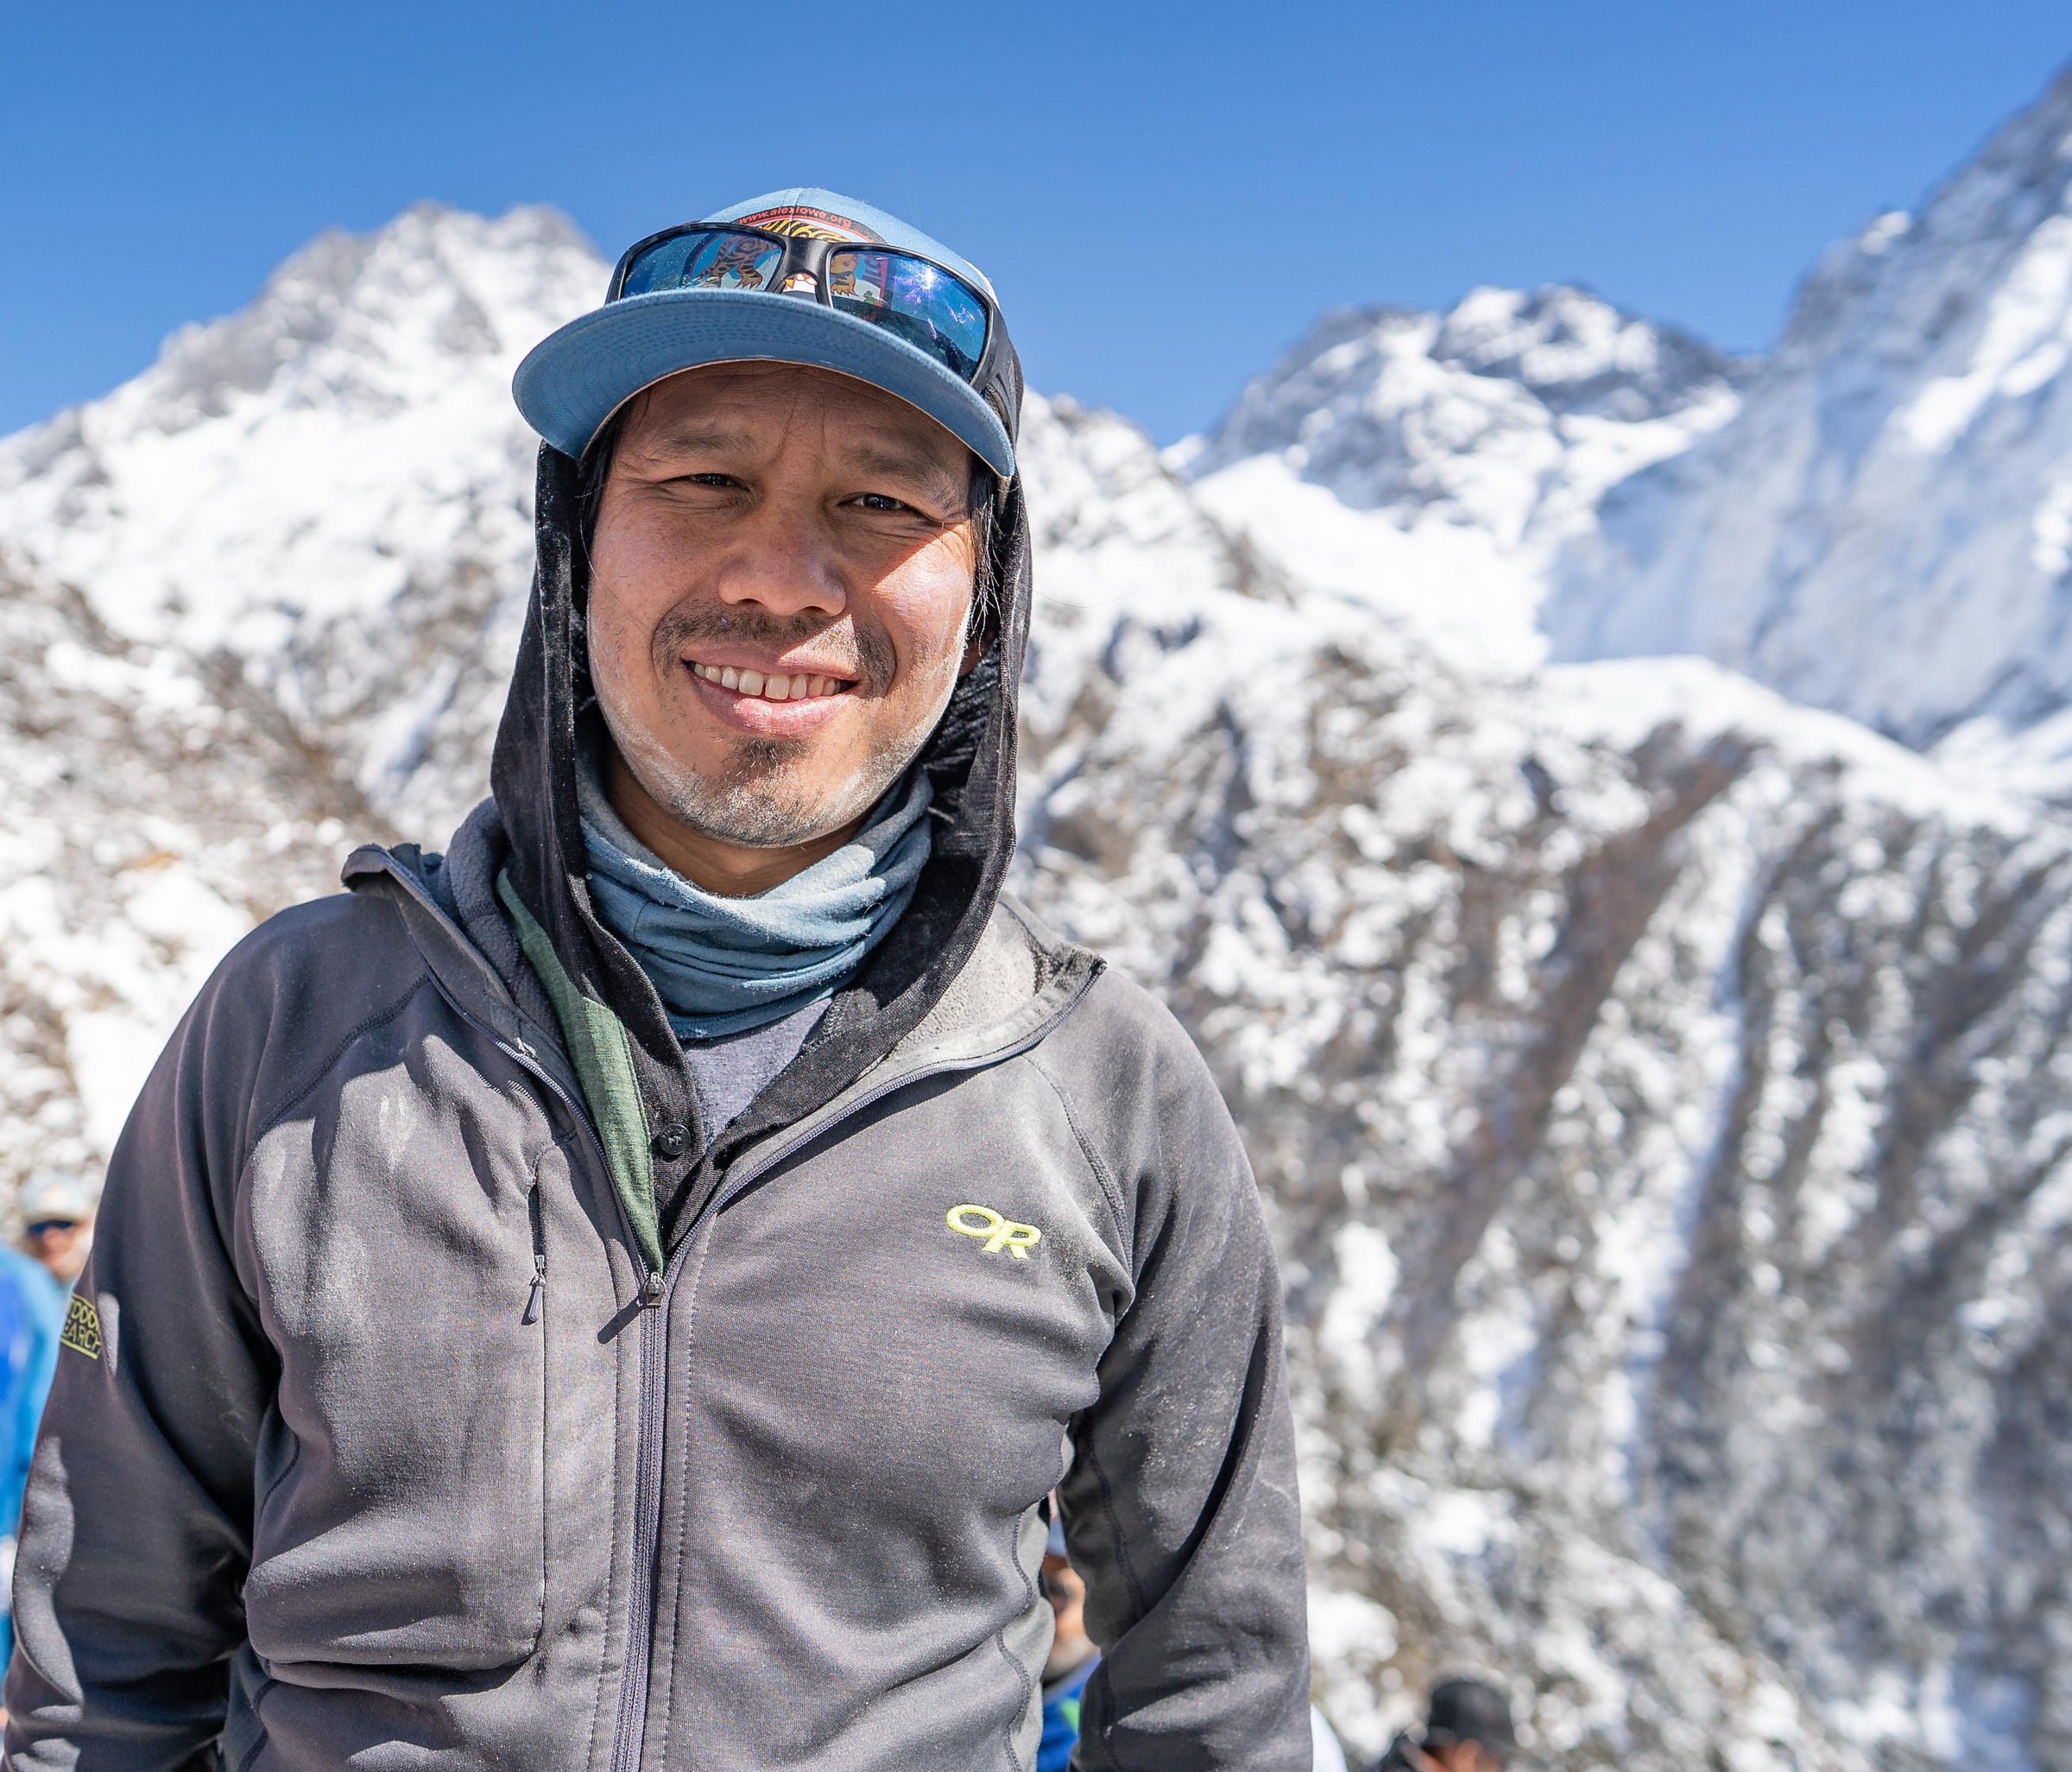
1426;1677;1518;1761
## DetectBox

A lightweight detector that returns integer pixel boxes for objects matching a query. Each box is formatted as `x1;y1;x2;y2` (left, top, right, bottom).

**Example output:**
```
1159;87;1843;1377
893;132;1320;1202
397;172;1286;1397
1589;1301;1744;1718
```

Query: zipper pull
524;1182;547;1325
641;1270;665;1308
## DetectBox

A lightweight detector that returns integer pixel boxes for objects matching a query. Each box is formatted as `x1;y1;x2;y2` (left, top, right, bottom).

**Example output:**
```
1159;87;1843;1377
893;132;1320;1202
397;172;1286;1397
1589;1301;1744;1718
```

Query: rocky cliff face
1020;394;2072;1770
5;153;2072;1770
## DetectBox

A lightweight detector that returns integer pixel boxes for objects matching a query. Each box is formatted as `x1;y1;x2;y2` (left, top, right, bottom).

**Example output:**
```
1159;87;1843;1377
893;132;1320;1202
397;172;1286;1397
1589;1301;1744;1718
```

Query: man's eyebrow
632;421;758;457
841;440;967;503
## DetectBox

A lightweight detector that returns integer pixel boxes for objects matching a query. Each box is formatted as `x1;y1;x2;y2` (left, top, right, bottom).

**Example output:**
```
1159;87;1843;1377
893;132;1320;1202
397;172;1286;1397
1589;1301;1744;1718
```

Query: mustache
650;604;895;693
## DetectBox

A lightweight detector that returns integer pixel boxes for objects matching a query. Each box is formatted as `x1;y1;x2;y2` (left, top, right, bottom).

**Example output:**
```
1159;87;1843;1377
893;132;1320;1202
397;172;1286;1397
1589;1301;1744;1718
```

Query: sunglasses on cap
608;224;996;386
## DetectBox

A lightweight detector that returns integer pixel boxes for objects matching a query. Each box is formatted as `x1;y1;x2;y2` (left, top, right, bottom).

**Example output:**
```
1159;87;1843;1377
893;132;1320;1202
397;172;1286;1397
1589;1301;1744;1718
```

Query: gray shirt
681;996;827;1145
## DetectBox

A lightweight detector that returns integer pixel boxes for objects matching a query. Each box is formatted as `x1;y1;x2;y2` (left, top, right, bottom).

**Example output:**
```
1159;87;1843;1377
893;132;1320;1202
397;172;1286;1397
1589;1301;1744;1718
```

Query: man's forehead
622;365;970;475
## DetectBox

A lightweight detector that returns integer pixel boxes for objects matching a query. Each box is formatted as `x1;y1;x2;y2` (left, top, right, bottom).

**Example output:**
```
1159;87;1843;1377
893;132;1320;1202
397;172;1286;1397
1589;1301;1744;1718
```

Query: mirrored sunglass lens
621;231;784;296
828;250;988;380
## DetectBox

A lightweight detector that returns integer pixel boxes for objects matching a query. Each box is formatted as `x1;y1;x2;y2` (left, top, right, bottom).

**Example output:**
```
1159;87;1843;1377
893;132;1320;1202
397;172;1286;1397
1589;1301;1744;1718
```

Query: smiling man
5;190;1311;1771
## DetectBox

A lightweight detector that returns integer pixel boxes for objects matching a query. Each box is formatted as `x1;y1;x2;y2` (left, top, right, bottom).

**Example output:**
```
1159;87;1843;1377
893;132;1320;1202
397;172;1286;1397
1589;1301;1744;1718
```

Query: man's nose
712;505;847;618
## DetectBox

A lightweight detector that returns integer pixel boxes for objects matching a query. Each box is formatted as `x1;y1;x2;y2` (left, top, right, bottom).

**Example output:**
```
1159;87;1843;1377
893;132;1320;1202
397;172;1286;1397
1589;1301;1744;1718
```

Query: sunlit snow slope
1022;397;2072;1772
1548;65;2072;759
1179;285;1748;674
5;175;2072;1772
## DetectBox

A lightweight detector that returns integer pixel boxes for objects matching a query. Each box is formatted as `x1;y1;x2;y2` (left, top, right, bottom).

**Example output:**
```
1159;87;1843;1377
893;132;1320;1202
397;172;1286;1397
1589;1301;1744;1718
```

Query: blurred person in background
7;189;1311;1769
1039;1513;1099;1771
1373;1675;1519;1772
15;1175;93;1288
0;1179;71;1687
1040;1509;1349;1772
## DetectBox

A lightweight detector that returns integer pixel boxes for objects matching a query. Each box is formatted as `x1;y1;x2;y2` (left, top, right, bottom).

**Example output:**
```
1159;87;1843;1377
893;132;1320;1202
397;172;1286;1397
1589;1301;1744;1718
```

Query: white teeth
692;661;850;699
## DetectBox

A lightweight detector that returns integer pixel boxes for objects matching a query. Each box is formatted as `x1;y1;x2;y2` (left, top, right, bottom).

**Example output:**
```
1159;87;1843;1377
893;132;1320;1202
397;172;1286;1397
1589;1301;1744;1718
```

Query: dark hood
489;341;1032;1242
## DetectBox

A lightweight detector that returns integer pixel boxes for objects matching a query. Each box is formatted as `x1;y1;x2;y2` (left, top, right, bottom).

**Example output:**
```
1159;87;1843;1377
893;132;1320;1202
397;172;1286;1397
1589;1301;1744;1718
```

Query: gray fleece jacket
5;344;1311;1771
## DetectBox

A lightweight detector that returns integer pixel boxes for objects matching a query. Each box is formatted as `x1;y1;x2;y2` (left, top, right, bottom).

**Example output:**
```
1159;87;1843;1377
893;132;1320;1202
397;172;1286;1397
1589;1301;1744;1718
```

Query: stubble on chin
597;690;923;851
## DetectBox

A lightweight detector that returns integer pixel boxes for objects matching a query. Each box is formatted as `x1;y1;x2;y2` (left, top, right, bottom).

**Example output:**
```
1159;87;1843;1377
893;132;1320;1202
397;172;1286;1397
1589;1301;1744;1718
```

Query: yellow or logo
60;1293;102;1360
946;1204;1042;1259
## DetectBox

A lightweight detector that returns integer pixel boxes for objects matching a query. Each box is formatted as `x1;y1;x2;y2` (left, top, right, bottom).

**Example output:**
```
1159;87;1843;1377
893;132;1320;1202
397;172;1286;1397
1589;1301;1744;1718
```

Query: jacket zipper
608;1233;694;1772
481;1031;668;1772
522;1182;547;1326
492;1037;653;1288
600;1028;1081;1772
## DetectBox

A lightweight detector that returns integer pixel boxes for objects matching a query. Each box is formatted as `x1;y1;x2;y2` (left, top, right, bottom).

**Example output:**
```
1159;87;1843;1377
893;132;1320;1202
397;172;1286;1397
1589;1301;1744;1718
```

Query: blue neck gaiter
579;760;934;1041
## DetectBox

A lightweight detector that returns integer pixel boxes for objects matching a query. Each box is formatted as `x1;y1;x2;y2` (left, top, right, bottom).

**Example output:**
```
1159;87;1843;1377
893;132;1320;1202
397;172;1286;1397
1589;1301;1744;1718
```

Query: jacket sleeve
1048;976;1311;1771
5;940;287;1770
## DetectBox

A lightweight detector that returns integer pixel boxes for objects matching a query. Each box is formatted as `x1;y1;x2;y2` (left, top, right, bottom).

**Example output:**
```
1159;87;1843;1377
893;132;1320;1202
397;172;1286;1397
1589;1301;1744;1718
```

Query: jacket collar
341;803;1100;1183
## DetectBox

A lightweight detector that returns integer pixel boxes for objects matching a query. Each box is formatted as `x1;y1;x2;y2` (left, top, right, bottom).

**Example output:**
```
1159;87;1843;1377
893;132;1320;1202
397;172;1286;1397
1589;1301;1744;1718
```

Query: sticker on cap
734;204;881;244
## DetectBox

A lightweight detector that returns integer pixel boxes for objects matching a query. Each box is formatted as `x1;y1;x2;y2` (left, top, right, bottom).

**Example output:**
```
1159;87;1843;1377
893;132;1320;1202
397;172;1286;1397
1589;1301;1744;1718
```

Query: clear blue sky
3;2;2067;443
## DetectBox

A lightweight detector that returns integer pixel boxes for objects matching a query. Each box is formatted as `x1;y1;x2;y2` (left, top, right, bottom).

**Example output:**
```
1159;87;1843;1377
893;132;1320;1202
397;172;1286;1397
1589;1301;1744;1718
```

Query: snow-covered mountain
8;117;2072;1769
1025;400;2072;1771
1179;284;1749;673
0;201;600;838
1546;65;2072;757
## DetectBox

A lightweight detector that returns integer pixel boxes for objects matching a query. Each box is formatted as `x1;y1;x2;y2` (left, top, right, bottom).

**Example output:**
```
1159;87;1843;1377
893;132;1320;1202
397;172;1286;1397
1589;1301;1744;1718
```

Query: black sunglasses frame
605;222;1001;389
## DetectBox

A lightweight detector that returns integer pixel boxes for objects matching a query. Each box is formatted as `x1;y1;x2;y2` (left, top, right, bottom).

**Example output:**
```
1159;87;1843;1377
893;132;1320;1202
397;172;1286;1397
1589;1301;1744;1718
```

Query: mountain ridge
1178;282;1751;677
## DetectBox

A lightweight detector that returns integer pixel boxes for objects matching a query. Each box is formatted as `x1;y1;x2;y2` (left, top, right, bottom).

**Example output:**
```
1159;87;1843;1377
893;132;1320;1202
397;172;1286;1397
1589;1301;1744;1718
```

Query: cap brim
513;289;1015;478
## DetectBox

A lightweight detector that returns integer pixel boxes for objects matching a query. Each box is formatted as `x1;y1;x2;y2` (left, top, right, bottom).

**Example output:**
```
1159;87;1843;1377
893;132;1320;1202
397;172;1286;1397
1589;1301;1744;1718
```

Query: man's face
27;1216;90;1282
587;361;982;851
1041;1550;1092;1680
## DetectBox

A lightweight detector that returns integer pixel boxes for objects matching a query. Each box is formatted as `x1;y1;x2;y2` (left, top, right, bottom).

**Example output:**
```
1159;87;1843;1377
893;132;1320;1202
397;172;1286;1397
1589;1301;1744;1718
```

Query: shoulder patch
60;1293;102;1360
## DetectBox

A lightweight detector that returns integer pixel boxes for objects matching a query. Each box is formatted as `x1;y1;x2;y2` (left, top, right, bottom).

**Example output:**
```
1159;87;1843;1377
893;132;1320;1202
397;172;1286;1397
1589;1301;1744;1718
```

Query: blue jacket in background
0;1249;65;1663
1039;1654;1098;1772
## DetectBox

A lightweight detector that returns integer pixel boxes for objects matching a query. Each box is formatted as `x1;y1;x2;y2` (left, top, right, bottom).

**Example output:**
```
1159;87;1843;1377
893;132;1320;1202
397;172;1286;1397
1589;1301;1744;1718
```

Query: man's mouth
688;661;856;702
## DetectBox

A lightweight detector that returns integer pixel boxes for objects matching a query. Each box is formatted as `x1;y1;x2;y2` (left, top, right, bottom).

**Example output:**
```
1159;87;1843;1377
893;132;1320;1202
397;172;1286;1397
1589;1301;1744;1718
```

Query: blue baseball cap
514;187;1015;478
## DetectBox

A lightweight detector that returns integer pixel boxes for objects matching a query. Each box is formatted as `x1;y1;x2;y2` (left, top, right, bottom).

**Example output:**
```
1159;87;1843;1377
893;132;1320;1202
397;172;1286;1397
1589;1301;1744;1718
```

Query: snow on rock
0;546;358;1185
5;199;2072;1771
1018;397;2072;1772
1547;64;2072;750
1180;286;1747;674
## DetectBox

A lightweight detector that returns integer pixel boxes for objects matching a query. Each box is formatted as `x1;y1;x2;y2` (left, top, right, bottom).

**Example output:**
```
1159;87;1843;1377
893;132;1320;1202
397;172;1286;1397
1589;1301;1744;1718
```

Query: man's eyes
651;478;946;522
852;492;967;524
